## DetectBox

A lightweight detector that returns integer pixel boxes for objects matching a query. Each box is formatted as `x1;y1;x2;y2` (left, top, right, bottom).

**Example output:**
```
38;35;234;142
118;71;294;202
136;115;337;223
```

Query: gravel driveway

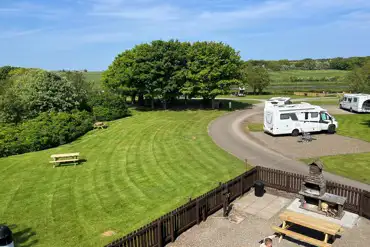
208;103;370;191
250;132;370;159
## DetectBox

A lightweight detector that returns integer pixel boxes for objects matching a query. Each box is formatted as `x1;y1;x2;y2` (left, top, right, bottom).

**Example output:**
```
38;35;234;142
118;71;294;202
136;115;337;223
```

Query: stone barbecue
299;160;347;219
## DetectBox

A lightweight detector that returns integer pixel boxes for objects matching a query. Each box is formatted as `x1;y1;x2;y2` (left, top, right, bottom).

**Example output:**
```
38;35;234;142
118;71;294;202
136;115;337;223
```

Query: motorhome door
319;112;332;130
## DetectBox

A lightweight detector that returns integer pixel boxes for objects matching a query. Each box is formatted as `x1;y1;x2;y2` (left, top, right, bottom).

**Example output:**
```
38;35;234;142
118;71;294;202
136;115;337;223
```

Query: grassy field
0;110;247;247
291;98;339;105
303;114;370;184
84;70;350;92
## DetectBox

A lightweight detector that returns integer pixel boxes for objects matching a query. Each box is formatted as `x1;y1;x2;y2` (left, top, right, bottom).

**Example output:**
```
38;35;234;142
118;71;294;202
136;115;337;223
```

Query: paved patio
167;190;370;247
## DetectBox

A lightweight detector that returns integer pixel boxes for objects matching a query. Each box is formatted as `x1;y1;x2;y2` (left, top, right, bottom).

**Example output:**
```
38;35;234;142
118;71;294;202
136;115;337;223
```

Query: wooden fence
257;166;370;216
105;166;370;247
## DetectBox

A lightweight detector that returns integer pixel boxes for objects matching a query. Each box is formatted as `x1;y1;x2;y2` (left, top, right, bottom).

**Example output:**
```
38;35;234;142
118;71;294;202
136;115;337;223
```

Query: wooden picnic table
50;152;80;168
272;210;343;247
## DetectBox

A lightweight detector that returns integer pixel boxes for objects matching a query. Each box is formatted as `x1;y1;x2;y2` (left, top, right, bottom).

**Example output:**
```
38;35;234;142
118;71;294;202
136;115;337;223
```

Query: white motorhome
339;94;370;113
265;97;292;107
264;103;338;136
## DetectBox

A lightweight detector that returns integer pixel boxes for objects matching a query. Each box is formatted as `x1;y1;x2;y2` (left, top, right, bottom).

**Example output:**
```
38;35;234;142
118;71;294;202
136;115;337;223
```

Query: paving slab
286;198;360;228
168;192;370;247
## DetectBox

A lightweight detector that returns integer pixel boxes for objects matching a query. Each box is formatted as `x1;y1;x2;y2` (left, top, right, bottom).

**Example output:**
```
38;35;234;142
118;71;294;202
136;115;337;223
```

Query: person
259;237;273;247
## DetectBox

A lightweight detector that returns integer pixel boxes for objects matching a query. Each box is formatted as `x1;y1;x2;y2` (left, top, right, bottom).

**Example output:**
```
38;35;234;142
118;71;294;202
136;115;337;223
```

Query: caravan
339;94;370;113
264;103;338;136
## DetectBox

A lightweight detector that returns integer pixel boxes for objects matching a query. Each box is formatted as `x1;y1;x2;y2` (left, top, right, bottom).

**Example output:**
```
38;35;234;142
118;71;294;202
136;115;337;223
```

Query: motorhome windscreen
320;113;331;121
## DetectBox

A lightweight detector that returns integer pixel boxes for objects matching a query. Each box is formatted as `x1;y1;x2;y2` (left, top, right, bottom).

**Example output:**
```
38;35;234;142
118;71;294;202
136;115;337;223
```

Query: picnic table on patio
272;210;343;247
50;152;80;168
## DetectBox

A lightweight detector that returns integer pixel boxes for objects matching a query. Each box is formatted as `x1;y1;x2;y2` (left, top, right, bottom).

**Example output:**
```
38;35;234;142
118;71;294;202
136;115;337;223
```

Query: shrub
0;111;93;157
89;91;131;121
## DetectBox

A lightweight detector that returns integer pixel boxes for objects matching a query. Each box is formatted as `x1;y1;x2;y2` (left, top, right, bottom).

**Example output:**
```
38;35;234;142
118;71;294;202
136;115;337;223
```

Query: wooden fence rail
105;166;370;247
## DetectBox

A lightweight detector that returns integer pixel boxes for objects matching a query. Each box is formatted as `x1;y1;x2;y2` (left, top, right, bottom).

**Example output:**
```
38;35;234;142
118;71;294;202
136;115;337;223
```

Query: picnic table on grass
50;153;80;168
272;210;343;247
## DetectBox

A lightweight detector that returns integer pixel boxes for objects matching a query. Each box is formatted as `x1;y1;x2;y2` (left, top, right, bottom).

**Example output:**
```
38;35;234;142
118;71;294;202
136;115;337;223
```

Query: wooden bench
93;122;107;129
272;226;331;247
50;153;80;168
272;210;343;247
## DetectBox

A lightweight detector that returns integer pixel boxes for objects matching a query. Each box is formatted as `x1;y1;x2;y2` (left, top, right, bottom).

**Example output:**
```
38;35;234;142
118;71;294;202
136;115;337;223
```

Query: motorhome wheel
328;124;336;134
292;129;299;136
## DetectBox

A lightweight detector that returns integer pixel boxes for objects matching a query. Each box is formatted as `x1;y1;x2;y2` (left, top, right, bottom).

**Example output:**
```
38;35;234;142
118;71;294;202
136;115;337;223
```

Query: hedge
0;111;93;157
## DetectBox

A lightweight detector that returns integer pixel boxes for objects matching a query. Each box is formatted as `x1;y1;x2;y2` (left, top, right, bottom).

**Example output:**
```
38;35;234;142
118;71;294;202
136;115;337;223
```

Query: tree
302;59;316;70
59;71;92;111
0;87;26;123
186;41;242;106
241;64;271;94
89;91;131;121
102;49;139;103
347;61;370;93
329;57;351;70
1;69;87;123
0;66;19;80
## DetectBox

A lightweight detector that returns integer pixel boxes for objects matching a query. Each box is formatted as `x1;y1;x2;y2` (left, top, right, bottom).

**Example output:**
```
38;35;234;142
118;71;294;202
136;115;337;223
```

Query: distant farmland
84;69;350;92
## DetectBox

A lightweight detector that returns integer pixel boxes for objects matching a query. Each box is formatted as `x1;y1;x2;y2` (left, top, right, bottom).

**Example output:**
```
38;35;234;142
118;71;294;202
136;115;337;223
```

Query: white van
339;94;370;113
264;103;338;136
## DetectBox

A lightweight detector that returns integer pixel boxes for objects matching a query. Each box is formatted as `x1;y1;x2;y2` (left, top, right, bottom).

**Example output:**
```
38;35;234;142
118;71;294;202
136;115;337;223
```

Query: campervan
339;94;370;113
265;97;292;107
264;103;338;136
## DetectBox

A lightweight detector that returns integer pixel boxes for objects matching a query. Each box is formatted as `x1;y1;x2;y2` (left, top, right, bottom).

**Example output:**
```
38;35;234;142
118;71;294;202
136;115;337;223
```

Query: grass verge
244;123;264;132
0;110;248;247
302;114;370;184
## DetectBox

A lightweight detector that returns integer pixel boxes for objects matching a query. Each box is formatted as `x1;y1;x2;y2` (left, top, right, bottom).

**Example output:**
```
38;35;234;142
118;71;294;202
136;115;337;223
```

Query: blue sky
1;0;370;70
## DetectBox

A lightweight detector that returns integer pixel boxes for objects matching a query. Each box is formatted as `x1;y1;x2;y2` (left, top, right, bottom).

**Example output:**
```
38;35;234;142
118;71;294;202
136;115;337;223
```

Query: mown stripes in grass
0;110;246;247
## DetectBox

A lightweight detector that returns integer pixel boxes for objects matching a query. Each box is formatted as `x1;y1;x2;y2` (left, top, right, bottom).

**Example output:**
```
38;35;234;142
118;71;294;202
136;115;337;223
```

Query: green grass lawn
269;69;348;82
0;110;247;247
244;123;264;132
335;114;370;142
291;98;340;105
302;114;370;184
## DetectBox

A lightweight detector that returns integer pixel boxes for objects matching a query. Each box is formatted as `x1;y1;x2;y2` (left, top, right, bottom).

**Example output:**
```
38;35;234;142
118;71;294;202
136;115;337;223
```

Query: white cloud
0;1;71;19
89;5;182;21
0;29;44;39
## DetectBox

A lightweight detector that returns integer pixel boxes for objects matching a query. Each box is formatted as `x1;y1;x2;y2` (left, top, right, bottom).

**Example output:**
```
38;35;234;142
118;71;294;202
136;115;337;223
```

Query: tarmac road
208;102;370;191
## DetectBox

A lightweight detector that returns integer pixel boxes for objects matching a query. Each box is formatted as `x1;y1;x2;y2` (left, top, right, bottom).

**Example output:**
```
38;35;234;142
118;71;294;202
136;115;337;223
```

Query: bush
89;91;131;121
0;111;93;157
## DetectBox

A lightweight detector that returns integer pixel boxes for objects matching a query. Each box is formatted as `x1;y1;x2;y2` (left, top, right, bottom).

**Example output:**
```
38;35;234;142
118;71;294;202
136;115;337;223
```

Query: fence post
170;212;175;242
196;199;200;224
223;183;230;217
202;201;207;221
285;172;290;193
240;174;244;196
256;166;261;182
157;219;163;247
359;190;364;216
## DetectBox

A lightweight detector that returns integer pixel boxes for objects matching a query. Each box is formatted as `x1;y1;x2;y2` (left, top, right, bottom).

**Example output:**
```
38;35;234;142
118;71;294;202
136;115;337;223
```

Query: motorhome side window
344;97;347;101
280;113;298;120
348;98;352;103
354;98;358;102
311;112;319;118
305;113;309;120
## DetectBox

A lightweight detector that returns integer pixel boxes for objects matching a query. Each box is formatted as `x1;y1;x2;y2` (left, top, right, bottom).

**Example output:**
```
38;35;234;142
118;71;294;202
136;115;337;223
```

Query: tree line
102;40;271;109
